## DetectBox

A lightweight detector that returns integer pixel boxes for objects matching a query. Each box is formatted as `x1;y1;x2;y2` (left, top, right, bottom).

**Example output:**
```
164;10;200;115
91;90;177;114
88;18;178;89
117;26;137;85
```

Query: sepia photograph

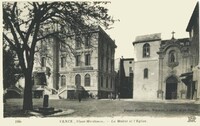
1;0;200;125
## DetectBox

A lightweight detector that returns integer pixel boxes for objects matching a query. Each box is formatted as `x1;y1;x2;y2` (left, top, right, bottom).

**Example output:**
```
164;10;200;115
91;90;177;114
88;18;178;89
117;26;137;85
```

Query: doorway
166;76;178;99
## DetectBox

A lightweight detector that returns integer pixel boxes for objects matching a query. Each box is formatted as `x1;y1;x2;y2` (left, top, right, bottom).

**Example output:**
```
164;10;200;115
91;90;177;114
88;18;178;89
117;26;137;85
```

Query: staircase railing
7;85;23;95
58;85;67;97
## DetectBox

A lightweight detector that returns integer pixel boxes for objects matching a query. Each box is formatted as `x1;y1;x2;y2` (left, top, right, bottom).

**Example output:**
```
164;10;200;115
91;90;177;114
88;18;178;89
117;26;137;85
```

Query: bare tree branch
3;33;17;50
3;9;21;49
36;32;59;41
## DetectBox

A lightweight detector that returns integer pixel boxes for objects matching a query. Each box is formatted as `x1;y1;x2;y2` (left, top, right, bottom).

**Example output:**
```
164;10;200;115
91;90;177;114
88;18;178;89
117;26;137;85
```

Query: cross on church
172;31;175;39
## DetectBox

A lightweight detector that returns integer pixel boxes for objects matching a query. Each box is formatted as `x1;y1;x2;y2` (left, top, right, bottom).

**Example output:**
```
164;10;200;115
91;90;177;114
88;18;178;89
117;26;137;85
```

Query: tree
3;1;115;111
3;45;22;90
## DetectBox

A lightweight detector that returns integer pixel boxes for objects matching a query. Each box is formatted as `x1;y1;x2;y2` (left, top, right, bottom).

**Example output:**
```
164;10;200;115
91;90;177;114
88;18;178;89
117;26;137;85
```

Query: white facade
132;33;161;100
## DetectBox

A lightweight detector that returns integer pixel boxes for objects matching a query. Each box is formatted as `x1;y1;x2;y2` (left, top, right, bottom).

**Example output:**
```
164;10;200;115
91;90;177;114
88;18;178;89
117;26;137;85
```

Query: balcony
73;66;93;71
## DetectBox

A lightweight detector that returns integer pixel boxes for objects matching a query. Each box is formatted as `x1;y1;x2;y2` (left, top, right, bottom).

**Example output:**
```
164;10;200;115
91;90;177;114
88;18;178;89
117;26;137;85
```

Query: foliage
3;45;22;89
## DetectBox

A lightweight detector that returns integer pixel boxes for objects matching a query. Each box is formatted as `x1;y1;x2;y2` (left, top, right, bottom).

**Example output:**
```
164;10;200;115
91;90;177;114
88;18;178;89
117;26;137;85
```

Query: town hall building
30;26;117;99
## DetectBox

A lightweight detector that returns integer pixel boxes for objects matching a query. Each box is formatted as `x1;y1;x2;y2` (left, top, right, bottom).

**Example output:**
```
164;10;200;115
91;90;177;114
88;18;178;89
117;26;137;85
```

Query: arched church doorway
166;76;178;99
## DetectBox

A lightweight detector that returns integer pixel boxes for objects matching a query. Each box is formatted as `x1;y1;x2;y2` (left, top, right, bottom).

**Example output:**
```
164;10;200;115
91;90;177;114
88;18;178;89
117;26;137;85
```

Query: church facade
131;2;199;101
157;38;192;100
132;33;197;100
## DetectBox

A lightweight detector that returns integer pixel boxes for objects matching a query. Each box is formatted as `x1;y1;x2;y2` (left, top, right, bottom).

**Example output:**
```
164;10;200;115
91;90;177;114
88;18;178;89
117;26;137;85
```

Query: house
118;57;134;98
181;2;200;100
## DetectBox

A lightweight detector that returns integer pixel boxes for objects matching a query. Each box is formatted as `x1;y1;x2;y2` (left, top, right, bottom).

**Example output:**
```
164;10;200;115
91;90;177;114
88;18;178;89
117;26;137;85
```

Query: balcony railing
35;67;46;72
73;66;93;71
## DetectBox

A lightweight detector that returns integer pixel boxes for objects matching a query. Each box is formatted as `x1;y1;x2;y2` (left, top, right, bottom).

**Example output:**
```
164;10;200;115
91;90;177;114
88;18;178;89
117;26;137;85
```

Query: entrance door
166;76;178;99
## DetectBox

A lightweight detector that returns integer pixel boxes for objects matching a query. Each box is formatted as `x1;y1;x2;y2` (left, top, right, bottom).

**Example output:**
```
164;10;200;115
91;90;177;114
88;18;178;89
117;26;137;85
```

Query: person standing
78;92;82;102
118;92;120;100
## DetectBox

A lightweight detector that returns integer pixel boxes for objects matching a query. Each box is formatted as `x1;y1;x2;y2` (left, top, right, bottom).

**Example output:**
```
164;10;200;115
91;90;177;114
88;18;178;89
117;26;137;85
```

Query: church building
132;33;197;100
130;2;199;101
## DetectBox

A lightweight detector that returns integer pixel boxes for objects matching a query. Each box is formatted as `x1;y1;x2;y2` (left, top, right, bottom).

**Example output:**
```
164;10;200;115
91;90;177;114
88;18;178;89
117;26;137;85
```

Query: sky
1;0;198;59
103;0;198;59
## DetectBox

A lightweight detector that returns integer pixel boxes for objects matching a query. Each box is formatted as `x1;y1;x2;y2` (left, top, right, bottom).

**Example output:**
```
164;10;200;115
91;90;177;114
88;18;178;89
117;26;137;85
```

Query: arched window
75;74;81;86
84;74;90;86
61;75;66;87
169;50;176;63
143;43;150;57
144;68;148;79
41;57;46;67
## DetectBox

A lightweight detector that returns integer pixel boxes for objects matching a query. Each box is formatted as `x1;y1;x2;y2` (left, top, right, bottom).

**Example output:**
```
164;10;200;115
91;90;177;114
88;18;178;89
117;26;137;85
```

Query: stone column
158;54;164;99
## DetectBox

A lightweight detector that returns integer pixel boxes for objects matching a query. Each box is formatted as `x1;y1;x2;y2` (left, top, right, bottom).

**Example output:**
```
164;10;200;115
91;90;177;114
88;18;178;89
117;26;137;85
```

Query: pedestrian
3;89;7;103
110;93;113;100
118;92;120;100
78;92;82;102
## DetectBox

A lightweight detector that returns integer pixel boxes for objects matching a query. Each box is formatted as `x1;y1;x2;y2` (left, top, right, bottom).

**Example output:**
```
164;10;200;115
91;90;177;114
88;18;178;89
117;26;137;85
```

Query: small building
118;58;134;98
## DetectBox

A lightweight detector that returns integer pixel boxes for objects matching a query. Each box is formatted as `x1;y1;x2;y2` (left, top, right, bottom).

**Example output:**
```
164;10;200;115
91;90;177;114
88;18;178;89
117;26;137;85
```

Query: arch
164;74;180;83
143;43;150;57
169;50;177;63
84;74;90;86
75;74;81;86
144;68;148;79
165;76;178;99
162;44;181;53
61;75;66;87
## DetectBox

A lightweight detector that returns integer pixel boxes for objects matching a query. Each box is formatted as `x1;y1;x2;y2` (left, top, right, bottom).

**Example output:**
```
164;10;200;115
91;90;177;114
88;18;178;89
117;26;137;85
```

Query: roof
186;2;199;32
180;72;193;77
161;38;190;43
133;33;161;45
98;26;117;48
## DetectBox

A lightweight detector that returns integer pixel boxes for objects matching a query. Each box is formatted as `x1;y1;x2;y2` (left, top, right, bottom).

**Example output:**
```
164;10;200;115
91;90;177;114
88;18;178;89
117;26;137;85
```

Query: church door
166;76;178;99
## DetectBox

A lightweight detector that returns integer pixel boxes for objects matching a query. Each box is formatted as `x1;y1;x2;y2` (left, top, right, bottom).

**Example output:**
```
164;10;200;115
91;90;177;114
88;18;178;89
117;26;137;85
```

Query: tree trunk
23;72;33;110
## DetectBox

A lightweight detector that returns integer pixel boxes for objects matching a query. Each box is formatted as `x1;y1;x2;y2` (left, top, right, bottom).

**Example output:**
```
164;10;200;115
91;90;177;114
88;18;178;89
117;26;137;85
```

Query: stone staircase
57;86;67;99
48;94;59;99
6;85;24;98
46;86;68;99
